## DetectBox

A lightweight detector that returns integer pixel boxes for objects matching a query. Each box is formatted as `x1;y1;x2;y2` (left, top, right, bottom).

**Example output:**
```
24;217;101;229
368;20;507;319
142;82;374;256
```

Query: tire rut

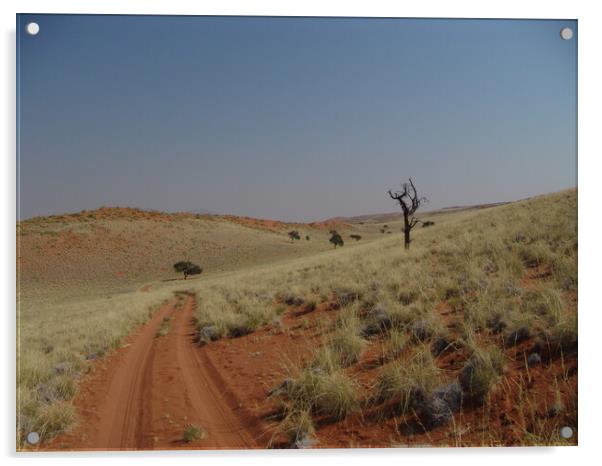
43;293;262;450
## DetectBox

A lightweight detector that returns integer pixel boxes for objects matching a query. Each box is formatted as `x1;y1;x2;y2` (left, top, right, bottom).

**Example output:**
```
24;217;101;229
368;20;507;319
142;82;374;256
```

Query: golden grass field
16;190;577;448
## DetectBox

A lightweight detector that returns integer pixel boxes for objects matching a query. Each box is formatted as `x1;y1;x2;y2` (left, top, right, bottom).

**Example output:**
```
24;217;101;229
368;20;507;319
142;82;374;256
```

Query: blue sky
17;15;577;221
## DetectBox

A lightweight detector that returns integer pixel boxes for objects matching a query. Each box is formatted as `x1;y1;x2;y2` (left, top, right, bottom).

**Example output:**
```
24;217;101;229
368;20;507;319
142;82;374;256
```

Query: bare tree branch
387;178;427;250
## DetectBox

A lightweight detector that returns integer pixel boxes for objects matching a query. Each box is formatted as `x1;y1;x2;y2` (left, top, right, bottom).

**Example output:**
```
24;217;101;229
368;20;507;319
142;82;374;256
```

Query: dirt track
44;293;263;450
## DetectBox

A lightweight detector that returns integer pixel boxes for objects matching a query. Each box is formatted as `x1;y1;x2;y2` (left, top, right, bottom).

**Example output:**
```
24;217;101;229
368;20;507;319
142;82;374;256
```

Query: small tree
388;178;427;250
288;230;301;242
329;230;344;248
173;261;203;280
350;234;362;241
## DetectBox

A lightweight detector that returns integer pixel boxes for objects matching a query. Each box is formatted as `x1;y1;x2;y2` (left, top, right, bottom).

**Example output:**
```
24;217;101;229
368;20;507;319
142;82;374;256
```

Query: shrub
329;230;344;248
521;288;564;326
36;402;75;440
398;290;418;306
350;234;362;241
410;316;445;343
309;346;341;374
283;368;359;420
333;288;361;307
182;424;207;443
227;320;255;338
277;408;315;446
518;241;552;268
360;305;392;338
282;294;305;306
551;254;577;291
384;329;409;359
431;334;454;356
459;346;505;403
374;347;440;414
504;325;531;347
544;313;577;355
330;327;366;366
288;230;301;241
173;261;203;279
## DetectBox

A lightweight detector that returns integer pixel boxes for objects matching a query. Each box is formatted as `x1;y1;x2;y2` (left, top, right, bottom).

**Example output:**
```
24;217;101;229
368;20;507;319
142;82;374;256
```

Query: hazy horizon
19;187;575;223
17;15;577;222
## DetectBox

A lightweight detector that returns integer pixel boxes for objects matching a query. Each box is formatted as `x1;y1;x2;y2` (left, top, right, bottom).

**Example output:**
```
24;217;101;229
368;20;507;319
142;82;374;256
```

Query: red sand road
44;294;264;450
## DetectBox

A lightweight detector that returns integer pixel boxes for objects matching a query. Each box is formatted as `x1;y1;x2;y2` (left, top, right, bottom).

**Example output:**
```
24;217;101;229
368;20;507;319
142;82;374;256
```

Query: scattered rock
431;336;452;356
229;325;252;338
459;363;476;393
505;326;531;347
17;414;32;434
433;381;463;413
367;304;387;319
37;383;56;403
547;403;564;418
284;295;304;306
256;292;273;302
486;314;507;334
86;353;98;361
54;362;69;375
196;325;219;345
267;378;294;397
481;260;498;274
422;382;463;428
360;323;379;338
398;291;418;306
411;320;432;342
271;317;284;333
360;305;391;337
423;397;453;428
337;291;360;307
527;353;542;367
294;434;317;449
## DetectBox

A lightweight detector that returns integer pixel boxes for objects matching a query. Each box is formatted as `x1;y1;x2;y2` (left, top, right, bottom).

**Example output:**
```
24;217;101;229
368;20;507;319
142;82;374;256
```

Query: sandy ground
44;295;266;450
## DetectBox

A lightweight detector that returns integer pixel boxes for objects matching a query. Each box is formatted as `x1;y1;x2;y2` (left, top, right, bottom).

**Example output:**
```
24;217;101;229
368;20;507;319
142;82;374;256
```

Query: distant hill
187;208;217;215
17;206;354;299
322;201;512;225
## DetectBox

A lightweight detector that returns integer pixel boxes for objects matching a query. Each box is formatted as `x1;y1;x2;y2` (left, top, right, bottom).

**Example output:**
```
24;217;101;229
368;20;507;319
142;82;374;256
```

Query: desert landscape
16;15;577;451
16;188;577;449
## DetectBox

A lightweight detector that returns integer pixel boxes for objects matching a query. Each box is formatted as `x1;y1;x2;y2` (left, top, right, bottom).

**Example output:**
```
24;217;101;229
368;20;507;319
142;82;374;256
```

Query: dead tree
388;178;427;250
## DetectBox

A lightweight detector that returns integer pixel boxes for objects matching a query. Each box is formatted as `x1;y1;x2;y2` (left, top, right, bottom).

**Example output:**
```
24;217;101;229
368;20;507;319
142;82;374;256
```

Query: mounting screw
560;426;573;439
25;22;40;36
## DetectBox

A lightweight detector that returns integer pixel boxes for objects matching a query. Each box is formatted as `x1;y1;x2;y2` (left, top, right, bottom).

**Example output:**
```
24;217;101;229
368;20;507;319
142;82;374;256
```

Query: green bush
182;424;207;443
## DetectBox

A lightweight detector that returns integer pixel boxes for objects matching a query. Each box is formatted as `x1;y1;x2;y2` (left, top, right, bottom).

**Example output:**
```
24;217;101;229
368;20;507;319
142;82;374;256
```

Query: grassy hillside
17;207;360;301
16;190;577;447
187;189;577;446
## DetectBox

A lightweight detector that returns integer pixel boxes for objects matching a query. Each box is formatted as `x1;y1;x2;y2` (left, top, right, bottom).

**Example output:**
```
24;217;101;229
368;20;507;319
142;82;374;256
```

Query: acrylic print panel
16;14;577;450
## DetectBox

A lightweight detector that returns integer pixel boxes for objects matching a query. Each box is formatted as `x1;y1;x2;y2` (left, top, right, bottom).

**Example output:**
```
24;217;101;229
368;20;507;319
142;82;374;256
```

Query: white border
3;1;600;465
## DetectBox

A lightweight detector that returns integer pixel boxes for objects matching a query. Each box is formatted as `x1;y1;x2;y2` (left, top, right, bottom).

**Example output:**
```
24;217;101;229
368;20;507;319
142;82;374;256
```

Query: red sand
44;295;264;450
